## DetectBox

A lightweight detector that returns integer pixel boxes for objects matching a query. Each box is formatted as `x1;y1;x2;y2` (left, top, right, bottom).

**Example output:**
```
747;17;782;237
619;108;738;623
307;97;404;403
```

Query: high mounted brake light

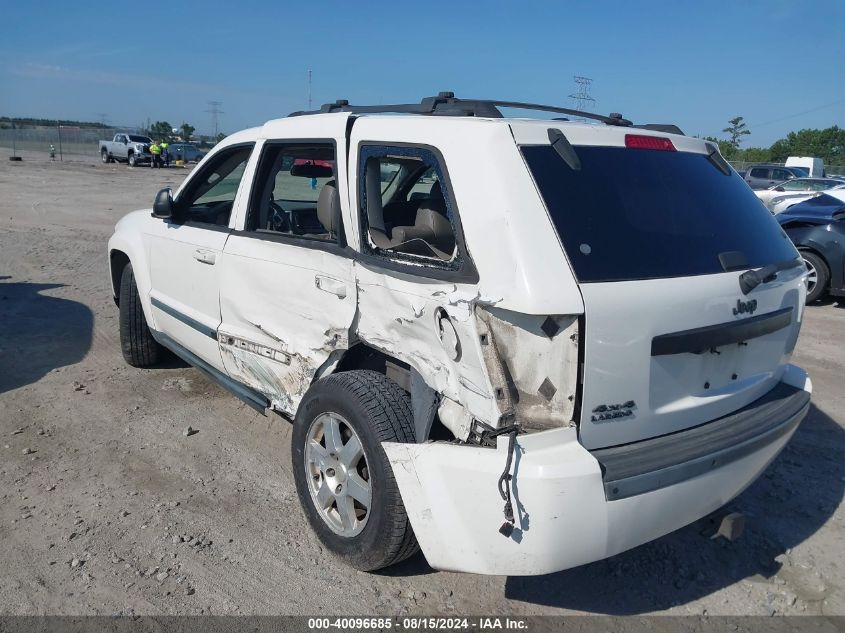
624;134;676;151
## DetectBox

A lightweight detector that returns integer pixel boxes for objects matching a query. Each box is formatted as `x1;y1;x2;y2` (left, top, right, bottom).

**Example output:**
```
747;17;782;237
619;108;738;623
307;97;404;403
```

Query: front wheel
119;262;164;367
292;370;419;571
128;153;137;167
801;251;829;303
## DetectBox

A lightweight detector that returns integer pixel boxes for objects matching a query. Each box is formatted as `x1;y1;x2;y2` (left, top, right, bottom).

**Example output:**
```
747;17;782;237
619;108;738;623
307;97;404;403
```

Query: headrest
430;180;443;201
414;206;453;239
365;157;386;231
317;180;340;234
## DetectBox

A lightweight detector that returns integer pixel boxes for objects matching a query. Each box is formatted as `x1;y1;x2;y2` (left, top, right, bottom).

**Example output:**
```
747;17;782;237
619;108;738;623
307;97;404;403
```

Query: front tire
119;263;164;367
801;251;829;303
292;370;419;571
128;152;137;167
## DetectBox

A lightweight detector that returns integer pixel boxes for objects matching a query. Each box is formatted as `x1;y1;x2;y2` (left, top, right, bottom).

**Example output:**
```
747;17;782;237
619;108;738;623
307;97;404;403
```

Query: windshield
129;135;152;143
522;145;798;282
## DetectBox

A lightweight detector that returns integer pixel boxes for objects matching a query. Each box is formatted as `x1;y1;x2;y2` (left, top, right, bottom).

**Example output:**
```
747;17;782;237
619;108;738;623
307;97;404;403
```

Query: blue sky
1;1;843;146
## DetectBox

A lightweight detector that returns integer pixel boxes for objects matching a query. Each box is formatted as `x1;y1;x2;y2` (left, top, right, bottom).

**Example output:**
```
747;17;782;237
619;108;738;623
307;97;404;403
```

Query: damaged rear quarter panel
476;306;580;431
354;263;500;427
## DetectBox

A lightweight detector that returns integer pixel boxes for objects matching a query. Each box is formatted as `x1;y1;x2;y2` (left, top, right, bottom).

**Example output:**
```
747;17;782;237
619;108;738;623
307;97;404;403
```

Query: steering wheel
269;200;290;232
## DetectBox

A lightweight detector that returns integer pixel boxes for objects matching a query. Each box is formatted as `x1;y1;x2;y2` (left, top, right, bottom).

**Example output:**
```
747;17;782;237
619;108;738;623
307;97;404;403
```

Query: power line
751;96;845;129
205;100;224;137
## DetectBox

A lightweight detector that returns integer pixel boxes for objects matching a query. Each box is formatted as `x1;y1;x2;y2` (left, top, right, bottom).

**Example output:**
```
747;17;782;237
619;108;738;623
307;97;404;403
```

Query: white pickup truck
108;93;811;575
99;133;153;167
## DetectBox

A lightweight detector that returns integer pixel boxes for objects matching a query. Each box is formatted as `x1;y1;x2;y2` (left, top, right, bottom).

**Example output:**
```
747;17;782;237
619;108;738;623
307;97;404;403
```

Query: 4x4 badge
733;299;757;316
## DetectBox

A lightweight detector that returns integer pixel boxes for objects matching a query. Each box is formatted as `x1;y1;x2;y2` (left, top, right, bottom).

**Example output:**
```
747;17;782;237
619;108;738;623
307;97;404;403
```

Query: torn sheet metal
476;306;579;431
354;266;500;427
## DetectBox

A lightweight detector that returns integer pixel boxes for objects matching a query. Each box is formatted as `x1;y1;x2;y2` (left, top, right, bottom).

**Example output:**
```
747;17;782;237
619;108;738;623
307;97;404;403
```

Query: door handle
315;275;347;299
193;249;216;265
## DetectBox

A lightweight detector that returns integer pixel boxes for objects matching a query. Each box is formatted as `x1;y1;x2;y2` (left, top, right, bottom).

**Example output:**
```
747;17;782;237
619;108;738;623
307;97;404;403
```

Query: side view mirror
152;188;174;219
775;186;785;192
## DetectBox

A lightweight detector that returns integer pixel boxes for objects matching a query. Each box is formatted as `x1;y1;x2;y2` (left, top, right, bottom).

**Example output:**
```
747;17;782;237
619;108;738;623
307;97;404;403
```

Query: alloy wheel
304;412;372;537
804;257;818;295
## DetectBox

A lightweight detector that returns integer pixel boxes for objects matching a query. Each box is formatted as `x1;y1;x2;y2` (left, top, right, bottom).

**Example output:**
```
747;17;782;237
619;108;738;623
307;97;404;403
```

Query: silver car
743;164;808;189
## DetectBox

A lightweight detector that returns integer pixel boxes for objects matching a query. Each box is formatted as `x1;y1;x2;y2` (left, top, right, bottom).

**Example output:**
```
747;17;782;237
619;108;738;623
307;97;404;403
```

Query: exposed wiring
496;426;519;537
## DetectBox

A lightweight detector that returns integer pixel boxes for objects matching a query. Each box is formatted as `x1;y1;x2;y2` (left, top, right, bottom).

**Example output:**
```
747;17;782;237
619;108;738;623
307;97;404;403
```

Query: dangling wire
497;427;519;537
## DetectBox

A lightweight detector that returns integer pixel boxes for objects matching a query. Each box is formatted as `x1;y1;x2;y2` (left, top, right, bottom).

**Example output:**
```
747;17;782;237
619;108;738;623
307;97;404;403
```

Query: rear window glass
522;145;798;282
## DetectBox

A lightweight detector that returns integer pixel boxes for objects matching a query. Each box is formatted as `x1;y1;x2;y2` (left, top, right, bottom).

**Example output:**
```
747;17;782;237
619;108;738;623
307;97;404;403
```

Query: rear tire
119;263;164;367
801;251;829;303
101;149;110;164
292;370;419;571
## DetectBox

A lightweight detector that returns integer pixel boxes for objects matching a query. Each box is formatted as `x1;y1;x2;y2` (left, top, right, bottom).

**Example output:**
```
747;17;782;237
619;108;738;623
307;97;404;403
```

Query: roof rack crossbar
289;92;635;127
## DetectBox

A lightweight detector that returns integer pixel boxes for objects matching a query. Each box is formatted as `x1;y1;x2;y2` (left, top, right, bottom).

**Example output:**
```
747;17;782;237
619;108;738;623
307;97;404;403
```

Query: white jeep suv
108;93;812;575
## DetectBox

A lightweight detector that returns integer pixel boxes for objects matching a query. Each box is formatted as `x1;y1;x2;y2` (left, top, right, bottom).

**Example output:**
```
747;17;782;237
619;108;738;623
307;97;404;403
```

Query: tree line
705;116;845;166
0;117;109;129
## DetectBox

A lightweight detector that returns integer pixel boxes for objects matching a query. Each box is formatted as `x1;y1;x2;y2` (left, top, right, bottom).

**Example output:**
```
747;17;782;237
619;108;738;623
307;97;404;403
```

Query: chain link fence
0;125;150;159
729;161;845;177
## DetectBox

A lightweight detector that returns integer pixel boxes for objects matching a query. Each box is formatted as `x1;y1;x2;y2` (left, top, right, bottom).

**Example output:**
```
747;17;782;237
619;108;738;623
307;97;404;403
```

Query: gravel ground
0;148;842;617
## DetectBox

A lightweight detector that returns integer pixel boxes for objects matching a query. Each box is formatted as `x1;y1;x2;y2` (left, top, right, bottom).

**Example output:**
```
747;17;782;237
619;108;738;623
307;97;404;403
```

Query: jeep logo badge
733;299;757;316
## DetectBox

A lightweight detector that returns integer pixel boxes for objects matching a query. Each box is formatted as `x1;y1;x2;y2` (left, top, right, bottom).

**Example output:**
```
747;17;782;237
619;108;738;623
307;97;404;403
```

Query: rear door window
521;145;798;282
359;145;457;264
749;167;770;179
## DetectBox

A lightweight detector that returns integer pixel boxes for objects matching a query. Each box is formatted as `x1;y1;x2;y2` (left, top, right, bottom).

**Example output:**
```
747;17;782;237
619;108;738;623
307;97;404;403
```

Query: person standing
149;140;161;168
161;140;170;167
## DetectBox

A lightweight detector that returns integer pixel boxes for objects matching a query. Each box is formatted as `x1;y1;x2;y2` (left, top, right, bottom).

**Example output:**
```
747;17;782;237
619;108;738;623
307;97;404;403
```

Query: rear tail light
625;134;676;151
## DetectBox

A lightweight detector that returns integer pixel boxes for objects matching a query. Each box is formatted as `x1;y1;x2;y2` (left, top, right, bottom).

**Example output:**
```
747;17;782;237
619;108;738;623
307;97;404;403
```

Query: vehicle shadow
0;280;94;394
504;403;843;614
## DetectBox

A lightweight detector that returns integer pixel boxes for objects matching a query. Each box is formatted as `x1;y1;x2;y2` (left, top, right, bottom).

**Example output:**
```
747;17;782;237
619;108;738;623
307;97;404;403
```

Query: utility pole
568;75;595;119
308;69;312;110
206;100;224;138
56;121;63;161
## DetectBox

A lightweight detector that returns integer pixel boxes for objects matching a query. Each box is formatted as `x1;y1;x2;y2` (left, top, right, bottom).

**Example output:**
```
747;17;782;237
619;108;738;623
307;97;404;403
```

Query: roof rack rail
289;91;635;127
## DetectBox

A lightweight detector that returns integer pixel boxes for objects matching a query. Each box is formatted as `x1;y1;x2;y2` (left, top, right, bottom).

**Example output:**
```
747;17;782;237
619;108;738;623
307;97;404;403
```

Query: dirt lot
0;148;843;617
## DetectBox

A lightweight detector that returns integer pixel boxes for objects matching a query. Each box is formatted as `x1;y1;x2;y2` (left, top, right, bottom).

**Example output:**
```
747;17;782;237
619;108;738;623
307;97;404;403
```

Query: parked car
99;133;153;167
777;193;845;302
743;164;808;189
755;177;845;212
770;183;845;215
108;93;811;575
167;143;206;163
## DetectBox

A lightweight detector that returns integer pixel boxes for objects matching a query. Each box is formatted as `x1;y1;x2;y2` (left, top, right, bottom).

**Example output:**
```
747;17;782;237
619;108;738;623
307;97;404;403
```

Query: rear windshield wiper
739;258;804;295
547;128;581;171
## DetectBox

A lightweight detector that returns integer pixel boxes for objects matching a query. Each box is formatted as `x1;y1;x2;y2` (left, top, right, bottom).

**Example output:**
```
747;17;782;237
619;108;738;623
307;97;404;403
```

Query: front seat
314;179;341;239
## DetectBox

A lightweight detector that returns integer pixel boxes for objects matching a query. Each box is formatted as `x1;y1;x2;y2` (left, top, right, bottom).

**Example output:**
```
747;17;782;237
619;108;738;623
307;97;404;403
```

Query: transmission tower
206;100;224;137
97;113;109;129
568;76;595;117
307;69;313;110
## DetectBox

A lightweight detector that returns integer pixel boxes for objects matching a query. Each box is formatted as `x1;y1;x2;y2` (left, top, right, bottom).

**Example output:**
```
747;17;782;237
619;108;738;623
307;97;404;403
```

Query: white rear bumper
384;365;811;576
